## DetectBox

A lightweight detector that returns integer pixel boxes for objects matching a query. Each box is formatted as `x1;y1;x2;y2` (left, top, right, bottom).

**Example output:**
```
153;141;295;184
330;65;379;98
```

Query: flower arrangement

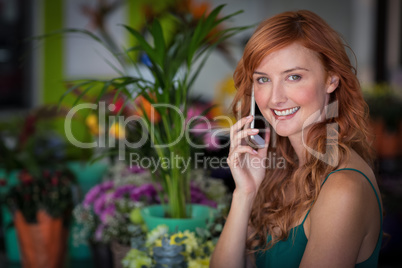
0;105;81;222
5;168;76;223
53;4;247;219
122;207;226;268
72;177;158;246
0;105;86;174
363;83;402;132
72;164;230;246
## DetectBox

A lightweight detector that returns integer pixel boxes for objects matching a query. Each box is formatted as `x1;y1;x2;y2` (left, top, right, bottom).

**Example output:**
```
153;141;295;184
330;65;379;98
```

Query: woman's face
253;42;338;139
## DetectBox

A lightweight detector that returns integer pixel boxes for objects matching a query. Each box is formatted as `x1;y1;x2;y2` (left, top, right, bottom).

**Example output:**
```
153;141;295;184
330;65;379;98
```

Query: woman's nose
271;82;287;105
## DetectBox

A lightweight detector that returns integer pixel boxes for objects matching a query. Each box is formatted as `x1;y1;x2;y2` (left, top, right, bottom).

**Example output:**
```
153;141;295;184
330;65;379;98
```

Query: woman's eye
257;77;269;83
288;75;301;81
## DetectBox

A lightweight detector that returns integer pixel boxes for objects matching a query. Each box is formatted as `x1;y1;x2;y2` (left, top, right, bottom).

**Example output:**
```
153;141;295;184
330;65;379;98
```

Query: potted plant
121;206;227;268
0;105;82;265
5;168;76;268
363;83;402;158
72;163;228;268
53;4;246;220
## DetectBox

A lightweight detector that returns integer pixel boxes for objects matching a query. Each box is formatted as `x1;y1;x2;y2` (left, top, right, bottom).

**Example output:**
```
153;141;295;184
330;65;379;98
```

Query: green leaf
187;4;225;66
122;25;160;66
150;20;166;65
59;80;97;107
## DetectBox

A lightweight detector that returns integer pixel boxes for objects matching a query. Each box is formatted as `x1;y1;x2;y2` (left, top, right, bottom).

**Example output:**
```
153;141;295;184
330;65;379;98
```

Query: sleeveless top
255;168;383;268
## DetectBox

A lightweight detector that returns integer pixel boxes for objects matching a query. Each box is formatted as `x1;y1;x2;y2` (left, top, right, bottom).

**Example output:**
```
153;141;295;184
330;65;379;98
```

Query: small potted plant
363;83;402;158
0;106;80;267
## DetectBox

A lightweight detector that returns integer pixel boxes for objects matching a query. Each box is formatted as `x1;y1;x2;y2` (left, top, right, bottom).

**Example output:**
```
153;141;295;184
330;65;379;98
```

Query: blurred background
0;0;401;267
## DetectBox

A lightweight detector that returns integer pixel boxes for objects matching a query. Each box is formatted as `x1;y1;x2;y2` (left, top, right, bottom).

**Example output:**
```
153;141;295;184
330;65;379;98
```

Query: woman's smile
272;106;300;119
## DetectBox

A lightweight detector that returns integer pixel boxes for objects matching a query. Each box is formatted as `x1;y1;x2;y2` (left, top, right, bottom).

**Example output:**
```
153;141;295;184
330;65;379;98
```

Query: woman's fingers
231;115;253;133
230;115;253;142
230;116;258;148
227;145;258;167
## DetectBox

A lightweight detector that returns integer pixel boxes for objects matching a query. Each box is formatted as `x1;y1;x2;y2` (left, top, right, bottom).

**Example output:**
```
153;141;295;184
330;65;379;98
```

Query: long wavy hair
231;10;375;252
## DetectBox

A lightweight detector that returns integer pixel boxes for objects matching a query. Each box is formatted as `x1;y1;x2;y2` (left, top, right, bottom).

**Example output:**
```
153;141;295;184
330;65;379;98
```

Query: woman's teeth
274;106;300;116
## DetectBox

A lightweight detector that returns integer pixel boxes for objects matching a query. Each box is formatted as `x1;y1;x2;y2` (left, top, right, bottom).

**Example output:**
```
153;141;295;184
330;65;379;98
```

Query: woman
210;10;382;268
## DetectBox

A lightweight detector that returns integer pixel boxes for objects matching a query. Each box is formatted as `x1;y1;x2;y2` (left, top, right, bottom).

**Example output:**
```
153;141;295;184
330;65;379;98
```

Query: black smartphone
247;86;267;149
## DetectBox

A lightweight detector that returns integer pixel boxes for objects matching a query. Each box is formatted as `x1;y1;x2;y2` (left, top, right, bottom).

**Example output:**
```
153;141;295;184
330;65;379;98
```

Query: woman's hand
227;115;270;197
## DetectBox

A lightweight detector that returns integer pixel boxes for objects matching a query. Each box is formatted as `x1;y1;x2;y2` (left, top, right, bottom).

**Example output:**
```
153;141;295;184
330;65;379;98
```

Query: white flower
146;224;168;247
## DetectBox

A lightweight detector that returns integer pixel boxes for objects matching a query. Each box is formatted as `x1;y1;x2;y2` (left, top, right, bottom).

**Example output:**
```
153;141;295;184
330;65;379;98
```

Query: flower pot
67;161;108;260
110;240;131;268
13;210;69;268
140;204;216;232
67;161;108;194
0;169;21;262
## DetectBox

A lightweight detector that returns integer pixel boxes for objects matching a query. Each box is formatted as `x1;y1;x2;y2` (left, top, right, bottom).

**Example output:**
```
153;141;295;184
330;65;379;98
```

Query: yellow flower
154;238;162;248
195;240;215;257
109;122;125;139
170;230;198;254
188;257;210;268
211;76;237;128
85;114;100;135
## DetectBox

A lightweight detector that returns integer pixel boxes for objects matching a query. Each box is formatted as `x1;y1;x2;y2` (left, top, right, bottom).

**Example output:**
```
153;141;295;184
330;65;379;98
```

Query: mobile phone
247;86;266;149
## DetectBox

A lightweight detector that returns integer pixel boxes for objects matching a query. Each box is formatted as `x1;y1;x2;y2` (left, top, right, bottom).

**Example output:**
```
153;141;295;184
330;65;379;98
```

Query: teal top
255;168;383;268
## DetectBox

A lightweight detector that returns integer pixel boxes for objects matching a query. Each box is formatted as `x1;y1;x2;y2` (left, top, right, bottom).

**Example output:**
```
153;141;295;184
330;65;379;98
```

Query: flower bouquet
3;165;76;268
72;164;229;246
72;163;230;268
121;207;226;268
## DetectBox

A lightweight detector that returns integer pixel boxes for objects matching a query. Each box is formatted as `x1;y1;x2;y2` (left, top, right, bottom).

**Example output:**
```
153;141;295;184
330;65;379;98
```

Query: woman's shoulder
324;149;380;198
304;150;382;263
318;149;380;211
307;148;382;234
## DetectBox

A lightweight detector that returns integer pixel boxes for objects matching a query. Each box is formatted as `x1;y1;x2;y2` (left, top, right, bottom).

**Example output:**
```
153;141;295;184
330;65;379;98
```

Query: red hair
231;10;375;252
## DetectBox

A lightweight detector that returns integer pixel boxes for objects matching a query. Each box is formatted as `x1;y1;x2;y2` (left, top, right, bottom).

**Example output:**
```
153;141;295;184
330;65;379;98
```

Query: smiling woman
210;10;382;268
252;42;338;138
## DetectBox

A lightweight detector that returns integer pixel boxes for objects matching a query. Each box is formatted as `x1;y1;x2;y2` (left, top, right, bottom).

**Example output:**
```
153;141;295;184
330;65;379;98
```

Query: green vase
66;161;108;260
67;161;108;194
0;169;21;262
140;204;216;232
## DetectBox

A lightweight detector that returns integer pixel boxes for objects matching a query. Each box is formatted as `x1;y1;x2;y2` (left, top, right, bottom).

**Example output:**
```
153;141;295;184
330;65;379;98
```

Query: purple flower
198;199;217;208
204;131;220;151
83;184;102;208
186;105;206;121
100;203;116;223
127;165;146;174
130;183;156;201
94;224;105;241
190;184;217;208
100;180;114;191
113;184;136;199
83;180;114;208
93;194;107;215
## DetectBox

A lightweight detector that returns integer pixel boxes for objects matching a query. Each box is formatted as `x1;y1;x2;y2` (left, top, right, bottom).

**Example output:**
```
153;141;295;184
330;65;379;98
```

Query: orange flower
187;0;210;19
134;95;161;123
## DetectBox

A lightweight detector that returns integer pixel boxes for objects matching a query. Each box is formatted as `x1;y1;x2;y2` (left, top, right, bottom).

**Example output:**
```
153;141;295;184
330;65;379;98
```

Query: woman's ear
326;74;339;93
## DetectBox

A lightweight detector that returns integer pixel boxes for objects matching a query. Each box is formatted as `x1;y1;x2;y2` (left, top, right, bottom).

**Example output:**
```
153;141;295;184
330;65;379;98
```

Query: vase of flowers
72;164;227;268
54;4;246;220
363;83;402;158
122;206;226;268
5;168;76;268
0;105;84;265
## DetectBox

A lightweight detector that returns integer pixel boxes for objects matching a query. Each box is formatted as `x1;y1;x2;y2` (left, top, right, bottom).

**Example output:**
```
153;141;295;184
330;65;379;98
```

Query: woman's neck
288;133;306;167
